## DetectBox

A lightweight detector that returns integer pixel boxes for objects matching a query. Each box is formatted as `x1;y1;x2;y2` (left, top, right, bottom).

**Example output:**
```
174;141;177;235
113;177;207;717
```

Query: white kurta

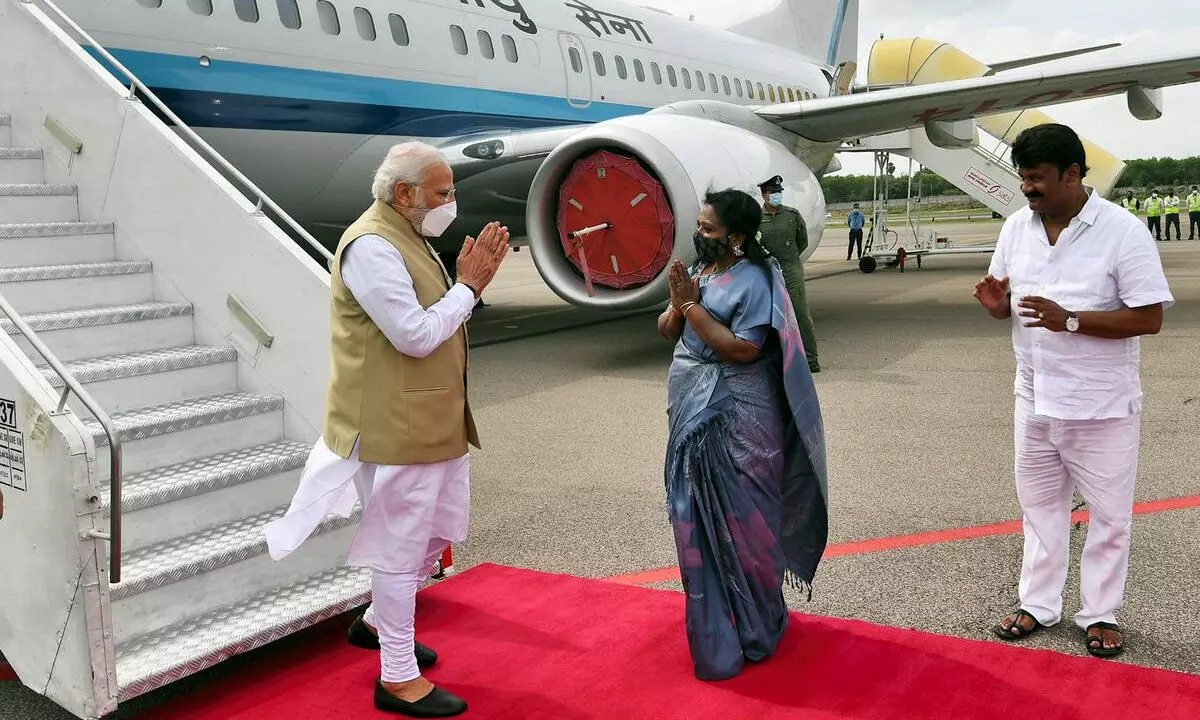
264;233;476;574
988;187;1173;629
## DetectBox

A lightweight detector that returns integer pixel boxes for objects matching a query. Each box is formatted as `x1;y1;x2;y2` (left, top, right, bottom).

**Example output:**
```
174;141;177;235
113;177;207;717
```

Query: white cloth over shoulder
263;231;474;573
988;187;1174;420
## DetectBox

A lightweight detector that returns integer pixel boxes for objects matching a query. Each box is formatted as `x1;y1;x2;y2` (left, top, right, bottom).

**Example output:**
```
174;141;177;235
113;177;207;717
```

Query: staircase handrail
0;291;123;582
24;0;334;267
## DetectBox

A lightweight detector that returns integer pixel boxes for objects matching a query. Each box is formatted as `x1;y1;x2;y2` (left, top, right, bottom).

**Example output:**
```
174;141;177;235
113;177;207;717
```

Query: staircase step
0;222;116;269
82;392;285;479
111;504;362;641
0;261;154;314
43;345;238;414
0;148;43;184
115;565;371;701
0;183;78;223
1;301;194;362
106;440;311;551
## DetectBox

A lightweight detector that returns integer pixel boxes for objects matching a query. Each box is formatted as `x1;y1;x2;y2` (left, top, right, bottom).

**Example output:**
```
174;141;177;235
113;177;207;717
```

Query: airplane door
557;32;592;108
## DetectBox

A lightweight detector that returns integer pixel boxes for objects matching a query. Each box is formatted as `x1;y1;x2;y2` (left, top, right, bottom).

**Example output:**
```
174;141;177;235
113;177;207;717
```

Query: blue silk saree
664;256;829;681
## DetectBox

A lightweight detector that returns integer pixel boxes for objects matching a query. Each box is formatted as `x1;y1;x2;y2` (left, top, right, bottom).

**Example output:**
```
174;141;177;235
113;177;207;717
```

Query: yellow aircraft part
866;38;1126;194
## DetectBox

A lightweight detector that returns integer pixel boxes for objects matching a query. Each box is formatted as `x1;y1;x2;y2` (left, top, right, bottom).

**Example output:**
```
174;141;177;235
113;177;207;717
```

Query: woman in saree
657;188;829;681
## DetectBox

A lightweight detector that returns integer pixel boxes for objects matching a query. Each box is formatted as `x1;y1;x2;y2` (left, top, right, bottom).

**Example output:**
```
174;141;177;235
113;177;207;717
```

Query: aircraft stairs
838;37;1127;272
0;2;374;718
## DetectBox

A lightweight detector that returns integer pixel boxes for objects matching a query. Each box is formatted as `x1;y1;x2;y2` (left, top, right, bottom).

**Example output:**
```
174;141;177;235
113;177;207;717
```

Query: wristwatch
1066;311;1080;333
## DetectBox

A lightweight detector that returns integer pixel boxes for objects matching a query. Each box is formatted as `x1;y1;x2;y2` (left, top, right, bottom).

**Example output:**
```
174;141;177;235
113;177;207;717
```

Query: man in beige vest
265;141;509;717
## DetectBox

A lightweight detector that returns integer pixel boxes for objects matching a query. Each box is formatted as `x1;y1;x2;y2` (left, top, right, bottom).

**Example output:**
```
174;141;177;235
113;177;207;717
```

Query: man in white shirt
973;123;1172;659
265;141;509;716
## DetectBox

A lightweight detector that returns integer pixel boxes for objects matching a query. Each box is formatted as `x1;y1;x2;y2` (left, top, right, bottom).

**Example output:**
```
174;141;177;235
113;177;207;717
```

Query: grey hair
370;141;448;202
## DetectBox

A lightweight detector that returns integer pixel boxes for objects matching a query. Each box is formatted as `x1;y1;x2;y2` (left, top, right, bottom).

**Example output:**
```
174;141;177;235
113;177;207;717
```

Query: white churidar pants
1013;397;1140;630
264;438;469;683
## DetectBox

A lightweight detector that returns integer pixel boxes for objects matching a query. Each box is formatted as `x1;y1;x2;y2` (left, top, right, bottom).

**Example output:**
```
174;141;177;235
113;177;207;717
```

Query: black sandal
992;609;1044;641
1085;622;1124;658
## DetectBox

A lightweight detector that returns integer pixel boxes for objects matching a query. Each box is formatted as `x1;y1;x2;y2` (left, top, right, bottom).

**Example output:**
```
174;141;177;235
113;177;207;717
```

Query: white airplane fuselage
56;0;839;253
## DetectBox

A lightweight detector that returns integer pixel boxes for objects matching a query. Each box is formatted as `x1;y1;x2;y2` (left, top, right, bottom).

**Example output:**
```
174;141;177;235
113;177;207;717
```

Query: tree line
820;156;1200;204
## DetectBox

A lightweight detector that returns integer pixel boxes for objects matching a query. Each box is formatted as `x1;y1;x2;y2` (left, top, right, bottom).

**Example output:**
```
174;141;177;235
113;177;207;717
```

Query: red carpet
150;563;1200;720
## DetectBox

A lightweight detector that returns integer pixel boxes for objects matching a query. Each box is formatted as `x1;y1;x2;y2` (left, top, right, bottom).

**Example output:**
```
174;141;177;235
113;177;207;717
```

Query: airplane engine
525;114;825;312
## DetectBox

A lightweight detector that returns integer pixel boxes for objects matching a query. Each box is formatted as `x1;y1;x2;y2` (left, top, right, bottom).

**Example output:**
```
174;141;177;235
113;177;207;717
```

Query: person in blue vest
847;203;865;260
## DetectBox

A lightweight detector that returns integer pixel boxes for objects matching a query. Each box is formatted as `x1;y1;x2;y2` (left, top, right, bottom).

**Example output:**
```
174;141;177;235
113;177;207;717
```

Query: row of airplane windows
132;1;808;104
566;46;811;104
135;0;417;47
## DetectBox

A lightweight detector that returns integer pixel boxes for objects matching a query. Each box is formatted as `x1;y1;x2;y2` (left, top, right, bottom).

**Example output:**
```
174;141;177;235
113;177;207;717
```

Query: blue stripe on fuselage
88;48;649;136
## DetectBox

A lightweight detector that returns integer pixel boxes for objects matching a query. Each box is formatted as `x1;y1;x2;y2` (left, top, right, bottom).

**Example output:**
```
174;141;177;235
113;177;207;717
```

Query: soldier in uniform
756;175;820;373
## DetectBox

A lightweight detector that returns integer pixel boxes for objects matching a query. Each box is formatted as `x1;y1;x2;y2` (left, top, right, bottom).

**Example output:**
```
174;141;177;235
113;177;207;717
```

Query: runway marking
602;493;1200;586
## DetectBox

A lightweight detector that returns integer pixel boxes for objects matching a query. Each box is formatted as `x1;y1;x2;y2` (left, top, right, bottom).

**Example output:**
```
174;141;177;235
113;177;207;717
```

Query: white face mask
419;201;457;237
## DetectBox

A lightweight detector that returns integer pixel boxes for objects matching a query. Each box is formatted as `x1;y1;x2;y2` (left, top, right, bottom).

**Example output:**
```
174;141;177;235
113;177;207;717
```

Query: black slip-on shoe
374;679;467;717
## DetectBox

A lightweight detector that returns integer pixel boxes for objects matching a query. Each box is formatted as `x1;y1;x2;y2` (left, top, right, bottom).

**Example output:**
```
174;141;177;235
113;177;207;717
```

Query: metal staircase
0;110;369;705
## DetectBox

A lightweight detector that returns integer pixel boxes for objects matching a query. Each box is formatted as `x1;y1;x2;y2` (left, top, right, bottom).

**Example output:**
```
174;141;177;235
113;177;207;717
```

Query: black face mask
693;231;731;263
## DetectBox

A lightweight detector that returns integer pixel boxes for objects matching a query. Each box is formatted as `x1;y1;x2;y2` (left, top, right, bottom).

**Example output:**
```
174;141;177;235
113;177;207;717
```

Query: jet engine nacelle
526;114;825;312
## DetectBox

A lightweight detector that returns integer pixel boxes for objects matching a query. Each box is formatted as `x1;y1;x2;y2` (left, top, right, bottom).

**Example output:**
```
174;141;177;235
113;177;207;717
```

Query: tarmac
5;217;1200;718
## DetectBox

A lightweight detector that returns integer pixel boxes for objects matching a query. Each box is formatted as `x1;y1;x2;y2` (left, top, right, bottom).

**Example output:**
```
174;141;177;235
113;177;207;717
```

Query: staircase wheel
859;256;878;274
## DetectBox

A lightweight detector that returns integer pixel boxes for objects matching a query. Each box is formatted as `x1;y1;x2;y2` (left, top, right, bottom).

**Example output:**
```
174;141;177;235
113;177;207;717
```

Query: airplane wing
756;51;1200;142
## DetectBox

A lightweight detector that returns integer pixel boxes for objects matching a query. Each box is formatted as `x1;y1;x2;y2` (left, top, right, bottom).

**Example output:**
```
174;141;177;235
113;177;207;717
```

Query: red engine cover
555;150;675;291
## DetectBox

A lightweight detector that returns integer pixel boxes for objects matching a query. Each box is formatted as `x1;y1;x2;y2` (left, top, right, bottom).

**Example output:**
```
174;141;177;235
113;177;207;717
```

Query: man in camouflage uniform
757;175;820;373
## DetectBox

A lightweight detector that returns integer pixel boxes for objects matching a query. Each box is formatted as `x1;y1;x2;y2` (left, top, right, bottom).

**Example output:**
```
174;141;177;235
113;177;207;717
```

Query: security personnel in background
1121;190;1139;215
757;175;820;373
1144;190;1163;241
1188;185;1200;240
1163;189;1181;241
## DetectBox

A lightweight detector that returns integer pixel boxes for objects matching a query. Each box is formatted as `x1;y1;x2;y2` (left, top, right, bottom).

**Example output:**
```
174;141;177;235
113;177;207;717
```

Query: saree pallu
665;257;828;681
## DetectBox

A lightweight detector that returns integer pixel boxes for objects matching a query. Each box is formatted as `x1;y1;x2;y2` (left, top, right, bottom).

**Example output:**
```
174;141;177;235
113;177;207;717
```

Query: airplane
52;0;1200;312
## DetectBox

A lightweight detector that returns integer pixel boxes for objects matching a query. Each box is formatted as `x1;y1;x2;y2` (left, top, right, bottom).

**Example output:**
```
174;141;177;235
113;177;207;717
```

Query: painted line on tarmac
602;493;1200;586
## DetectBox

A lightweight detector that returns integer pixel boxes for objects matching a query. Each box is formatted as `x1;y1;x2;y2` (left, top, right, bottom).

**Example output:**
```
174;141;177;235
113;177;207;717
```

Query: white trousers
1013;397;1141;629
263;440;470;683
364;539;449;683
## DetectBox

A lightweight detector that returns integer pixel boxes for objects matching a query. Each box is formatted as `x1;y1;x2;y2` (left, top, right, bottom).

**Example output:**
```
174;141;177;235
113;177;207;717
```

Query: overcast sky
641;0;1200;176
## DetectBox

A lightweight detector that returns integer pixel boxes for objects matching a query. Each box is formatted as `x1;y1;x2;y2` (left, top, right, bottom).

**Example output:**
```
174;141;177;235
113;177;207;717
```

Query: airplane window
234;0;259;22
734;78;743;97
681;68;691;89
316;1;339;35
388;14;409;46
651;62;662;85
615;56;627;80
502;34;519;62
721;75;730;95
756;82;764;98
478;30;495;60
667;65;677;87
187;0;213;15
354;7;375;40
592;52;606;76
450;25;468;55
136;0;162;7
787;88;795;102
277;0;301;29
695;71;704;92
634;59;645;83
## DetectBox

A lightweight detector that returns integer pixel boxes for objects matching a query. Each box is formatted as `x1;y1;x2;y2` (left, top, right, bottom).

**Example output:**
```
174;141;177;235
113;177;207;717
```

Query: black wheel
859;256;878;274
